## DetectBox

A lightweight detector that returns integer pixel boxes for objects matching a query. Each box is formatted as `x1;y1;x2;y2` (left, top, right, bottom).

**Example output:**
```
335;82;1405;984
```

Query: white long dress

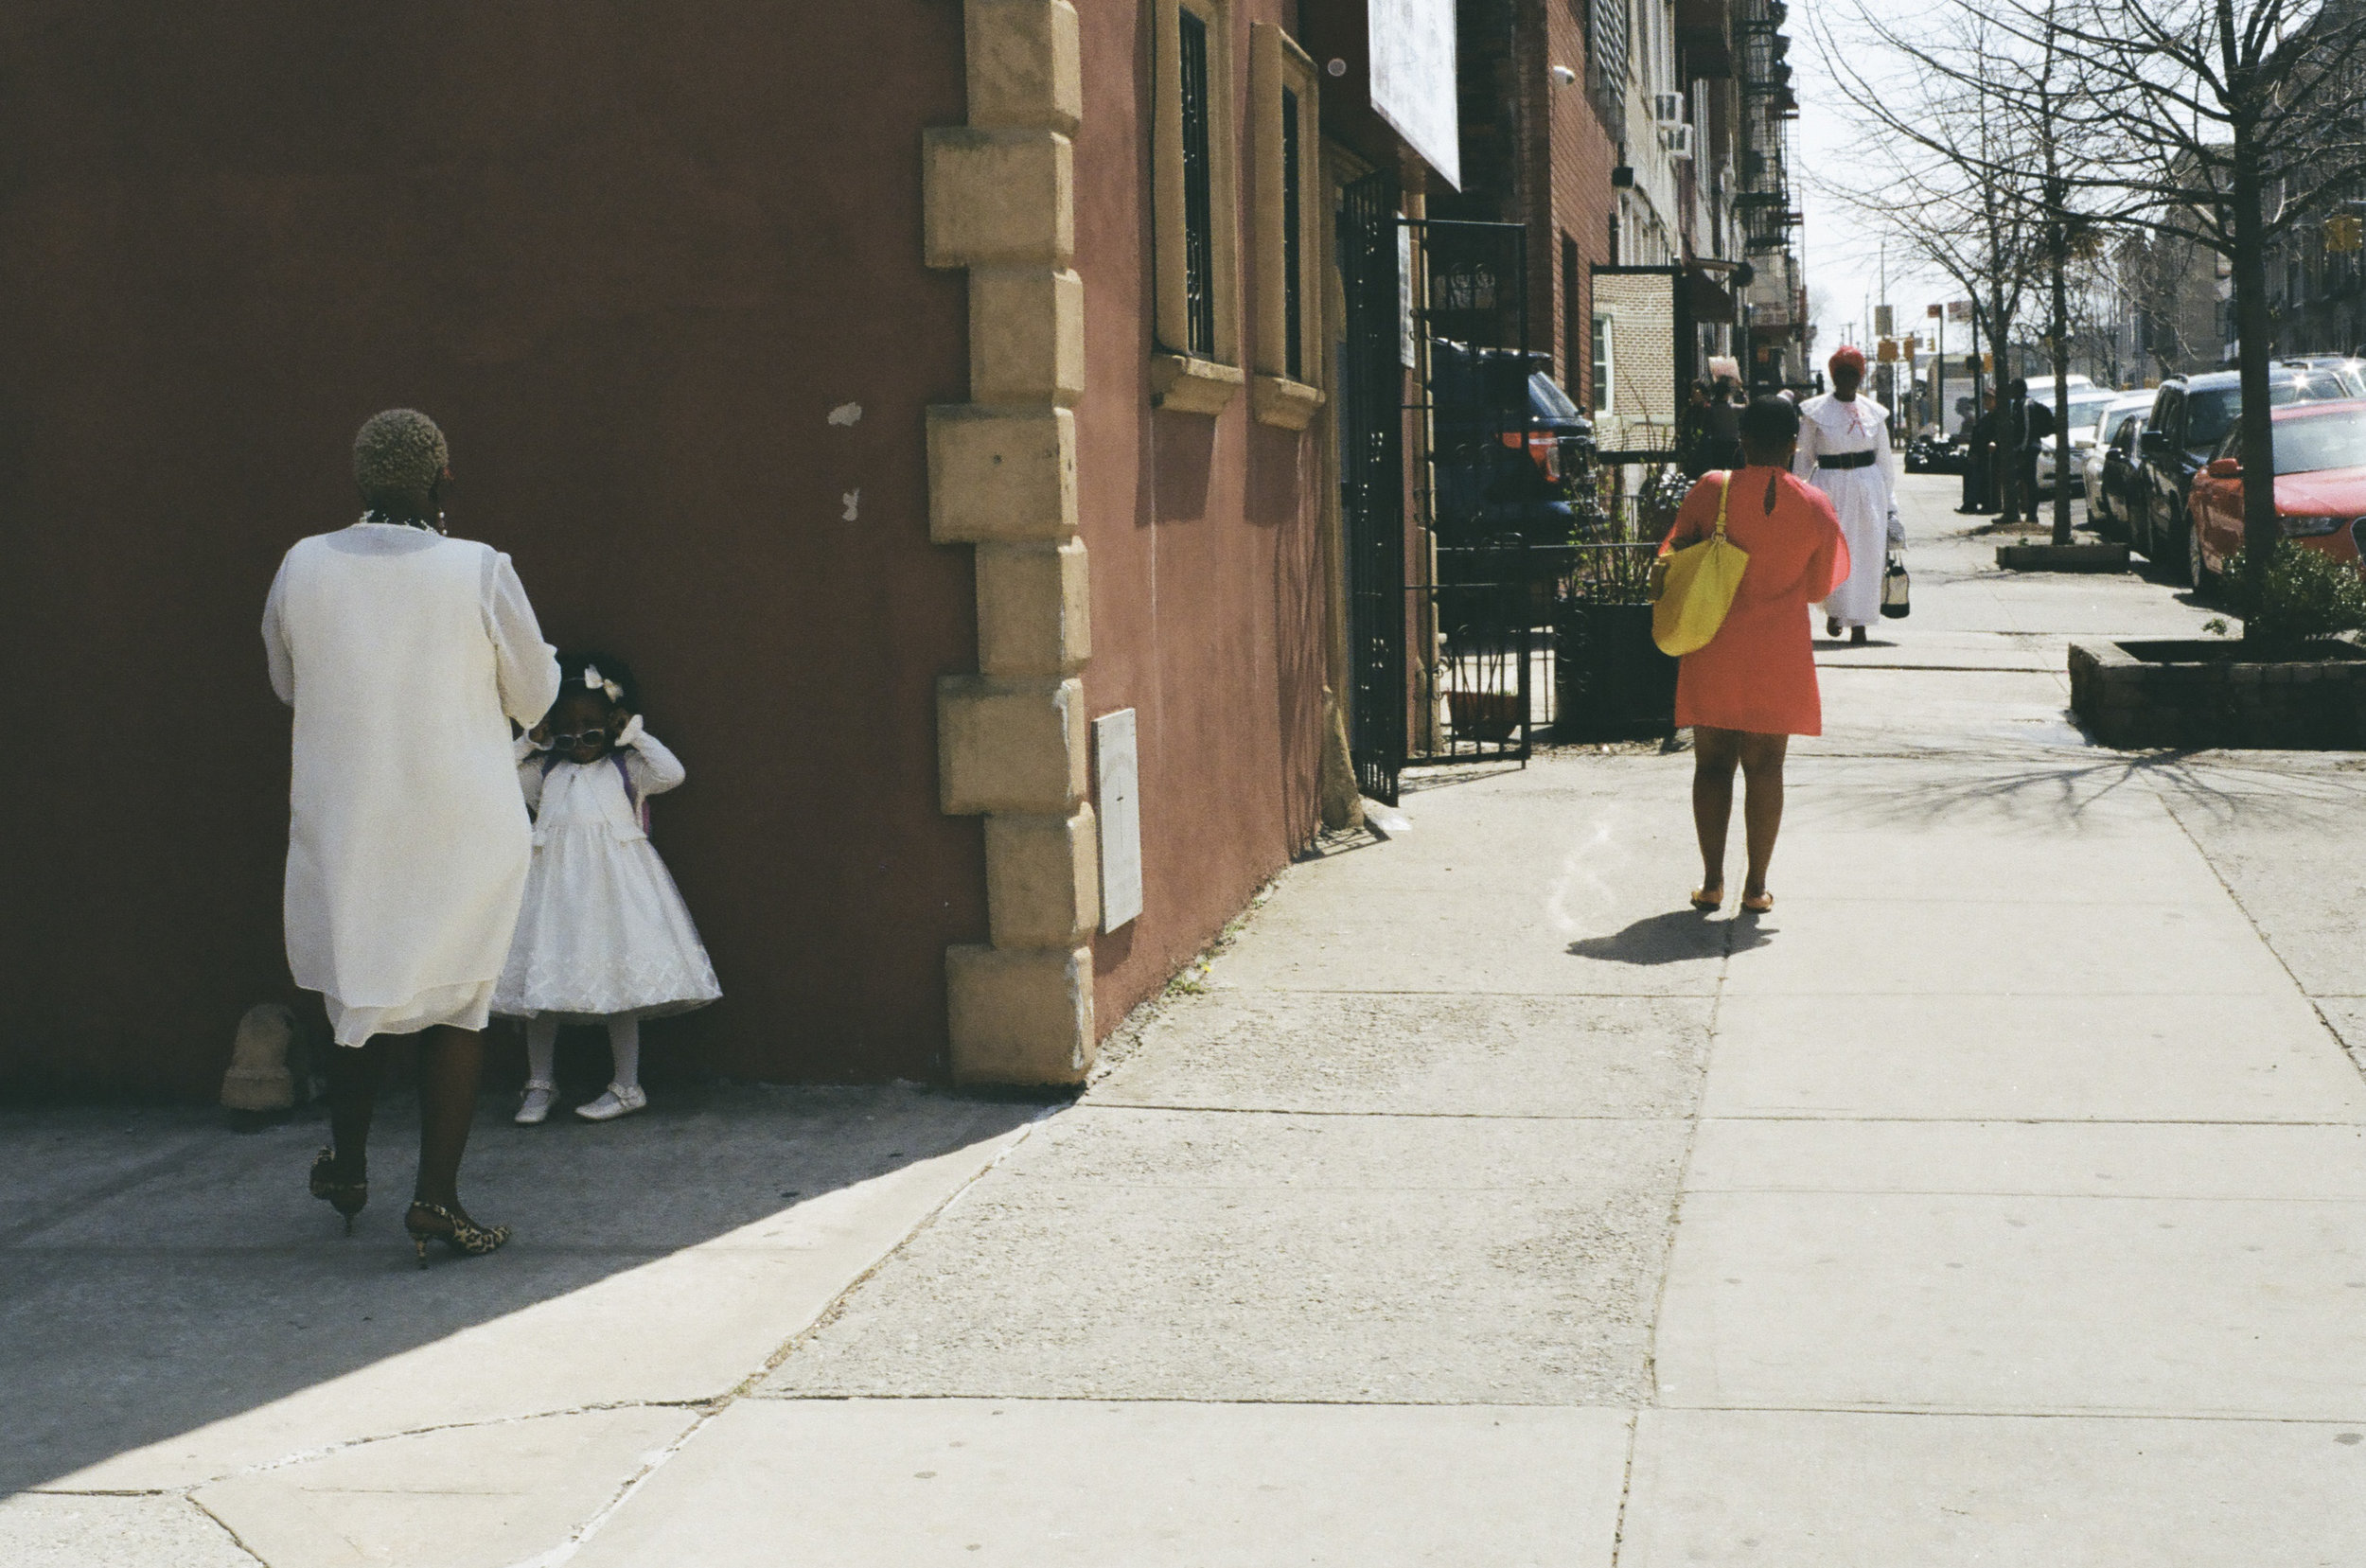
1792;393;1906;628
264;523;560;1046
492;725;721;1021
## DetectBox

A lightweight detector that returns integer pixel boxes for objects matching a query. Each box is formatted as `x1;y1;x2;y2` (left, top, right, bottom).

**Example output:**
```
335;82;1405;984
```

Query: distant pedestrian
1959;390;1997;514
2002;379;2056;523
497;651;720;1126
1659;396;1850;913
1793;346;1904;644
268;409;560;1263
1704;378;1746;470
1681;380;1716;477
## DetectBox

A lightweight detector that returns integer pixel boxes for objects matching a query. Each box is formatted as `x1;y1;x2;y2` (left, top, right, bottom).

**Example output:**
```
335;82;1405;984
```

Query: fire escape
1733;0;1806;382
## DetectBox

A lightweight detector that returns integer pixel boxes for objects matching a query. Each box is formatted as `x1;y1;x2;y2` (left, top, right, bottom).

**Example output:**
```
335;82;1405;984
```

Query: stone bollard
221;1002;300;1114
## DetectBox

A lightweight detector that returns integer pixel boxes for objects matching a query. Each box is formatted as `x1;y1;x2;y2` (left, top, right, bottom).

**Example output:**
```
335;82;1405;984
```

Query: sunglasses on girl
549;730;611;748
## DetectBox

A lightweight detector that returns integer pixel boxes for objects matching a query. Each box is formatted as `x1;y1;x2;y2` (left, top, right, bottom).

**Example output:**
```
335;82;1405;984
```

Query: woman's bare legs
1691;727;1742;896
414;1025;485;1214
1691;727;1790;902
324;1026;486;1214
1737;732;1790;900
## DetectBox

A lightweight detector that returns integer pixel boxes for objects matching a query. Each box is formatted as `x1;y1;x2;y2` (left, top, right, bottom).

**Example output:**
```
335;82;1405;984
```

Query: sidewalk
10;476;2366;1564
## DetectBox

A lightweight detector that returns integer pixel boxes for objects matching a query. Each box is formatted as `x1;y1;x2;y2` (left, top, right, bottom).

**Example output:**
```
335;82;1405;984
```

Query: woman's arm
1879;414;1906;542
513;735;548;813
1809;490;1853;598
262;556;295;706
1792;409;1821;484
482;552;562;731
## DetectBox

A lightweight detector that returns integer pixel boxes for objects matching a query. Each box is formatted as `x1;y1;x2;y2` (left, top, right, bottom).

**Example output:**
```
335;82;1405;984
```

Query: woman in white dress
264;410;559;1263
1792;346;1905;645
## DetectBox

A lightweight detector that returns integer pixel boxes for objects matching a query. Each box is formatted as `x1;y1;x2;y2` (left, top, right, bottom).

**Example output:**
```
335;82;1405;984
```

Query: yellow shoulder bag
1651;472;1750;656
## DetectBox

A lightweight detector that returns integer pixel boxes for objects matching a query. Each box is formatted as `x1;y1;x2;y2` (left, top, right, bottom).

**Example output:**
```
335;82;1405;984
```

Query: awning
1686;264;1737;324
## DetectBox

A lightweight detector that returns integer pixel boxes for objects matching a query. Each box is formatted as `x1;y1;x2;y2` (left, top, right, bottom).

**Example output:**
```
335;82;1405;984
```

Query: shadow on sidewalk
1567;908;1769;964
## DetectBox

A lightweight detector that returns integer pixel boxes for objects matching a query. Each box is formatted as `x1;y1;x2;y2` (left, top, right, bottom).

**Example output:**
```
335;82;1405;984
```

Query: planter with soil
1556;601;1677;739
2068;636;2366;748
1997;541;2131;573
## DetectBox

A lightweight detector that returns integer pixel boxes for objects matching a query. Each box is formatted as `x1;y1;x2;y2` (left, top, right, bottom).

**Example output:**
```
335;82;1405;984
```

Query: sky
1787;0;1962;365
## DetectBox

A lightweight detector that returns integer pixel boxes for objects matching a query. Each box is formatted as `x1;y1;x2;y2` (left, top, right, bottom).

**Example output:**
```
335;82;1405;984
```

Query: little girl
496;652;720;1123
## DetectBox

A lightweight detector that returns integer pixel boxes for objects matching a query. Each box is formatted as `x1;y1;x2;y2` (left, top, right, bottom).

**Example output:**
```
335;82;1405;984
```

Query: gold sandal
1690;888;1723;911
1739;891;1774;913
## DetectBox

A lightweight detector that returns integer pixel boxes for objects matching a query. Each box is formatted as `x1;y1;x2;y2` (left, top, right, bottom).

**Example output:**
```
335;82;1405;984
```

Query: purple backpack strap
612;751;650;833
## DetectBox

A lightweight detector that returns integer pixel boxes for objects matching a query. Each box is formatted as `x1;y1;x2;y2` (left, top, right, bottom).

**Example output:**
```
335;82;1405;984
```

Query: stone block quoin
927;0;1099;1086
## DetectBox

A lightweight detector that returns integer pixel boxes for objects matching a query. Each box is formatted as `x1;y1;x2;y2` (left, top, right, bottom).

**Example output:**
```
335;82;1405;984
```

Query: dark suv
2133;368;2350;579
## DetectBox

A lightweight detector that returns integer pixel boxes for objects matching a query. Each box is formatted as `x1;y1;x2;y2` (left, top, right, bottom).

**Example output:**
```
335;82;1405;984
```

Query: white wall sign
1093;709;1143;932
1368;0;1460;190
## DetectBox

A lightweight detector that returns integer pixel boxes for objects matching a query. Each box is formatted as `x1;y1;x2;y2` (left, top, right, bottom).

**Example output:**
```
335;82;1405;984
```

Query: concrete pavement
9;475;2366;1563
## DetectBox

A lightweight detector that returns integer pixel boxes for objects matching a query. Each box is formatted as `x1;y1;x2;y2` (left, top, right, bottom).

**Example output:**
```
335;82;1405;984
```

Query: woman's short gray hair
353;409;449;498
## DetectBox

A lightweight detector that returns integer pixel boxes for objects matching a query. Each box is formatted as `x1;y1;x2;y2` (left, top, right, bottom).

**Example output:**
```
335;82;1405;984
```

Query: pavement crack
186;1491;271;1565
2156;783;2366;1089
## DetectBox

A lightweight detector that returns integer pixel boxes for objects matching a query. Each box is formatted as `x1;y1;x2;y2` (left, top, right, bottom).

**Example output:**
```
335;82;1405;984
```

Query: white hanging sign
1368;0;1460;190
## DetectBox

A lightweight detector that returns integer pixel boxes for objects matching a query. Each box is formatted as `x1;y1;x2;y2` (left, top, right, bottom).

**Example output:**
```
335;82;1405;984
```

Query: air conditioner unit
1658;121;1694;158
1651;93;1686;124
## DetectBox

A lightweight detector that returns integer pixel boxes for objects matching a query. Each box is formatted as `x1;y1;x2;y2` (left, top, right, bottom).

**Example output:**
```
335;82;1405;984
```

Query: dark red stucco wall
0;2;983;1095
1073;4;1329;1031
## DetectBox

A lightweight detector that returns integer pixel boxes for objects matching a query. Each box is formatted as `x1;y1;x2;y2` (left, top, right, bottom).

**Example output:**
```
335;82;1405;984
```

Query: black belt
1818;450;1878;469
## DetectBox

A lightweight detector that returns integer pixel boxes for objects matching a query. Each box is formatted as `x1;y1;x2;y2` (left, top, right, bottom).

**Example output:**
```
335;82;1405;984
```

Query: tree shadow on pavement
1813;748;2365;835
1567;908;1770;964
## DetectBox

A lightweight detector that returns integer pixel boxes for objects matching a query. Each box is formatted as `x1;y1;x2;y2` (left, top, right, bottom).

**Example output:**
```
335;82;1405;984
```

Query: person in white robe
1792;345;1905;644
264;409;559;1262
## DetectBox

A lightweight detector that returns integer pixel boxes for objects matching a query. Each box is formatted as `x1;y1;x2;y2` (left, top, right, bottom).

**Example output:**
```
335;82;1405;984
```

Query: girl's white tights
525;1014;643;1093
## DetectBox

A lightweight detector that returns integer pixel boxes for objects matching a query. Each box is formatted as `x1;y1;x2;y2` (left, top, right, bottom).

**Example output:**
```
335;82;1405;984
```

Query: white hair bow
582;663;623;702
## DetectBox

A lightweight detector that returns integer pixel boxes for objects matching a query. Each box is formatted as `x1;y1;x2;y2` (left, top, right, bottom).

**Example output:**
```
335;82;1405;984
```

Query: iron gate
1408;218;1539;773
1336;181;1542;805
1336;171;1407;803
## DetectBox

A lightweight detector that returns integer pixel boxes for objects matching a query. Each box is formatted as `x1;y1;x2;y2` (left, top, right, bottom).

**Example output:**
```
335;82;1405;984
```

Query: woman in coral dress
1658;396;1850;913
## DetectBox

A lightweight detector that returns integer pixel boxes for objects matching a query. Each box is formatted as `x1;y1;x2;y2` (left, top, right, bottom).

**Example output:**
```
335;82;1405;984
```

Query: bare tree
2030;0;2366;603
1811;9;2068;533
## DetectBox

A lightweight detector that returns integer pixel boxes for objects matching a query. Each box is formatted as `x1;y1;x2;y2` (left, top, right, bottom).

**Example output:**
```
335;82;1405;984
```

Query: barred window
1180;9;1216;357
1584;0;1629;138
1154;0;1242;411
1281;85;1302;380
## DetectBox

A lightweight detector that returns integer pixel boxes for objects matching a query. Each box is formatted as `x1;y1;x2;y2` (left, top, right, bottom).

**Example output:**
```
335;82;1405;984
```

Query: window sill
1250;374;1324;430
1151;352;1245;415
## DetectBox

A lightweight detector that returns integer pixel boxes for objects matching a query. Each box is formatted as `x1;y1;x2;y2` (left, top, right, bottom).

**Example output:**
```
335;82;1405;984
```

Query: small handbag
1880;552;1912;619
1651;473;1751;656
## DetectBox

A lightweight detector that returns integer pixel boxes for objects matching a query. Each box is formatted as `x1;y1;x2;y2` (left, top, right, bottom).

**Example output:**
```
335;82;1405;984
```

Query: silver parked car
2082;394;2154;529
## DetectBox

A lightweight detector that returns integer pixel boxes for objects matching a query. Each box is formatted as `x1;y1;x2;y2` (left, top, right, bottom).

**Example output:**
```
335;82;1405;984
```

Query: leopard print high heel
404;1201;511;1268
308;1147;367;1235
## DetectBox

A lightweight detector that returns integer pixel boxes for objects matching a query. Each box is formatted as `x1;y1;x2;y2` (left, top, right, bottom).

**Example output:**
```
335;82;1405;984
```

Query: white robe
264;523;560;1045
1792;393;1905;627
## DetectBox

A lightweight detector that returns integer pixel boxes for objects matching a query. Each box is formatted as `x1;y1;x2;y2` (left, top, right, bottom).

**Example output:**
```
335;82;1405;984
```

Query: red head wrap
1829;345;1867;376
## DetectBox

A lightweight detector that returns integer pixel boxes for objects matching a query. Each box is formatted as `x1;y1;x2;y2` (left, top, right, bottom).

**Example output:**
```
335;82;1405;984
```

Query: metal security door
1406;218;1536;769
1336;170;1407;803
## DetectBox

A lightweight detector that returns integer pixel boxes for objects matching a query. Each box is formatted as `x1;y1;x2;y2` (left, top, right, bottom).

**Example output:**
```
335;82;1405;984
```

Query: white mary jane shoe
514;1081;558;1126
574;1083;648;1122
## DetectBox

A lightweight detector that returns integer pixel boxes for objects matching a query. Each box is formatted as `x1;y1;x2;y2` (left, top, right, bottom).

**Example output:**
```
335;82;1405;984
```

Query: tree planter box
1556;602;1677;739
1998;542;2131;573
2069;637;2366;749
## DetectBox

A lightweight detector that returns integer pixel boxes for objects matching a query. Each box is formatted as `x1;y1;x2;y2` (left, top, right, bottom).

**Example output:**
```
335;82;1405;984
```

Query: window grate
1180;9;1216;358
1281;85;1303;381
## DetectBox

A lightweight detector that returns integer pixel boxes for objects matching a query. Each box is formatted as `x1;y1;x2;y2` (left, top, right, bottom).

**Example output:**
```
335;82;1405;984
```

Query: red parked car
2186;398;2366;588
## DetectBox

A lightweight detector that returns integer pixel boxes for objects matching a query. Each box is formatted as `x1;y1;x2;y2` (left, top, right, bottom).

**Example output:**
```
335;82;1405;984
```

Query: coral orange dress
1660;467;1851;736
